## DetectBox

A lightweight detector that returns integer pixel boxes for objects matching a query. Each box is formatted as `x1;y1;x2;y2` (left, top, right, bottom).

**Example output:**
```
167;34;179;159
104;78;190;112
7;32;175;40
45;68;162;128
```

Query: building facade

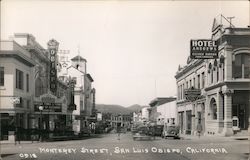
57;55;96;135
148;97;176;125
175;21;250;136
0;39;36;141
110;114;131;131
141;106;150;122
0;33;75;141
155;100;177;126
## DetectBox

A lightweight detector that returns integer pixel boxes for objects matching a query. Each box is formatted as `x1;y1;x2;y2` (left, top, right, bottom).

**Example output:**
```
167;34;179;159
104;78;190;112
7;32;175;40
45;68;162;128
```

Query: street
1;133;249;160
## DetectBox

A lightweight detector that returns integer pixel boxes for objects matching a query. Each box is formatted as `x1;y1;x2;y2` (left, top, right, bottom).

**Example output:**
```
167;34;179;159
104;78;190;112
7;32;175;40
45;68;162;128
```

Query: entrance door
238;105;246;129
201;103;205;134
178;112;184;134
186;111;192;135
232;104;246;129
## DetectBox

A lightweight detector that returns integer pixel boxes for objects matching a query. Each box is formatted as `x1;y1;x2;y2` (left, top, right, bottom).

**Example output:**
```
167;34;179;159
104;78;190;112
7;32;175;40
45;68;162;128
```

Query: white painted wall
156;100;177;125
141;107;149;121
0;41;34;110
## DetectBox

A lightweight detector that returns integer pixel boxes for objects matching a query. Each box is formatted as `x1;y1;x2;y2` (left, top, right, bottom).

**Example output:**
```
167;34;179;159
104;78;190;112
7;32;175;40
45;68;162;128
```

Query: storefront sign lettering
49;47;58;94
190;39;218;59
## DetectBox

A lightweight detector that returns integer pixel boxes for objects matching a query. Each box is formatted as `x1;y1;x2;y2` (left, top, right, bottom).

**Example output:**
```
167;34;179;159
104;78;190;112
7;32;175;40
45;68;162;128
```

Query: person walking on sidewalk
196;122;202;138
15;127;20;145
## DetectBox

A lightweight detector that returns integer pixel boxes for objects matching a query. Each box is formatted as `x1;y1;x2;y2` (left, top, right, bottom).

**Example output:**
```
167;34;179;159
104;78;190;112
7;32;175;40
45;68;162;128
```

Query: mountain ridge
95;104;146;114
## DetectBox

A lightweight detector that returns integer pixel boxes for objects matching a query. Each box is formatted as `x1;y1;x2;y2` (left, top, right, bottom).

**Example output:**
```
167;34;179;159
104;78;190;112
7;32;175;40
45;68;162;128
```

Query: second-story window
16;69;23;90
27;100;30;109
197;75;200;89
211;69;213;84
26;74;29;92
193;77;195;88
0;67;4;86
216;68;219;82
233;53;250;79
201;72;205;88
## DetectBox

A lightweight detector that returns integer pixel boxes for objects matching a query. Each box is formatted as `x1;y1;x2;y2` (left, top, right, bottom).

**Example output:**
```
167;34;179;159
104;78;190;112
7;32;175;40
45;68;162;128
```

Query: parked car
162;125;180;139
133;126;152;141
79;127;91;137
148;125;164;137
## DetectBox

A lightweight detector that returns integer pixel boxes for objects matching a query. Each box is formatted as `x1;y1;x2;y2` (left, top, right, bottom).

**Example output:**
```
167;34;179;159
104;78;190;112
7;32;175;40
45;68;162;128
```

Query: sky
1;0;249;107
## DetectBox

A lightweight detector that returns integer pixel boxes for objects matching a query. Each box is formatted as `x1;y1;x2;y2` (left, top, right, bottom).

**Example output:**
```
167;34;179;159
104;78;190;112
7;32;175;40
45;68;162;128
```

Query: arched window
210;98;217;120
208;63;213;84
233;53;250;78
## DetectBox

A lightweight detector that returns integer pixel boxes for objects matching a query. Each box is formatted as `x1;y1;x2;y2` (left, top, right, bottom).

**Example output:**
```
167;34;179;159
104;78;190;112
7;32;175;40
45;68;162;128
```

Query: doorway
178;112;184;134
232;104;247;129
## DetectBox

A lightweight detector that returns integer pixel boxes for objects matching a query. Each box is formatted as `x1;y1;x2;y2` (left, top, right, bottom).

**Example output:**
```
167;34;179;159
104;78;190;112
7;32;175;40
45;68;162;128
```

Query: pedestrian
150;126;156;140
15;127;20;145
196;123;202;138
117;125;121;140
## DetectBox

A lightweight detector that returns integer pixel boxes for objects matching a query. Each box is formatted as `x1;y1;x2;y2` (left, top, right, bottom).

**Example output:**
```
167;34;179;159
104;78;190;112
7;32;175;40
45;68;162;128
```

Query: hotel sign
190;39;218;59
47;39;59;95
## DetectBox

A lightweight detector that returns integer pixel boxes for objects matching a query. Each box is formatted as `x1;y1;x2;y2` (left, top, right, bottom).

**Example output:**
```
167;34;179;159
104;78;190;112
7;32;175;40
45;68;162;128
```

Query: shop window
0;67;4;86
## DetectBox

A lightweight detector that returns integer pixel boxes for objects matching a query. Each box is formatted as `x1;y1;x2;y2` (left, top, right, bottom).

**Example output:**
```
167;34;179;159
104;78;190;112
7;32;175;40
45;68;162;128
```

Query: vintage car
162;125;180;139
79;127;91;137
149;125;164;137
133;126;152;141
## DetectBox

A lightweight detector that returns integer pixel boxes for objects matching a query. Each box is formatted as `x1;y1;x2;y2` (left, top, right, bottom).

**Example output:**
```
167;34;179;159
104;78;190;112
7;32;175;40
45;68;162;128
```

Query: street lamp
39;105;44;142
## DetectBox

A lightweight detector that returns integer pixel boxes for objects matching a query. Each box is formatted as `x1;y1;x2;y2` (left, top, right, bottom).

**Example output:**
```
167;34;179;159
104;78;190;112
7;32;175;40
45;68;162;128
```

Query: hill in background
126;104;148;112
95;104;148;115
95;104;131;115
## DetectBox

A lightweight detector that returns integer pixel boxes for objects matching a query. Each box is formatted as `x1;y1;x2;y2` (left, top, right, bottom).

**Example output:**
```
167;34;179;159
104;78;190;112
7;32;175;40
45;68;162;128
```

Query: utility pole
226;16;235;28
249;0;250;28
154;78;157;98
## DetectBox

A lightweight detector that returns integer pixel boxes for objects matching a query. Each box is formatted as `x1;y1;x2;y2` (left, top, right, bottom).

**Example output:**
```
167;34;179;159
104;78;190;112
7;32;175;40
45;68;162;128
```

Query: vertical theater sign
47;39;59;95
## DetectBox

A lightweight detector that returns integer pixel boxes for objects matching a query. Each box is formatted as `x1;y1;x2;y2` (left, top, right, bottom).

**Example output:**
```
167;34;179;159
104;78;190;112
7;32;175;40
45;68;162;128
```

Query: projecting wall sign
190;39;218;59
47;39;59;95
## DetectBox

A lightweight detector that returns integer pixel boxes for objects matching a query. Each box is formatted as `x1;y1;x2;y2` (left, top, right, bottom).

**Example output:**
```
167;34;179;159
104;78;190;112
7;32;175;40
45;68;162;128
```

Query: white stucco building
57;55;95;135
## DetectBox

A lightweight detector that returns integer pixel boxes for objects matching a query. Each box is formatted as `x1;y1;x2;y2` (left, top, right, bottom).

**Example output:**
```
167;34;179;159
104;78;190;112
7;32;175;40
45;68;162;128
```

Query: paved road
1;133;249;160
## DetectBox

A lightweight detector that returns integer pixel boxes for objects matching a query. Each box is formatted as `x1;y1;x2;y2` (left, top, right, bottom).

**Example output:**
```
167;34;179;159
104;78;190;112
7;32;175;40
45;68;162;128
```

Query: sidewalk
180;133;249;141
0;140;40;145
0;133;103;145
